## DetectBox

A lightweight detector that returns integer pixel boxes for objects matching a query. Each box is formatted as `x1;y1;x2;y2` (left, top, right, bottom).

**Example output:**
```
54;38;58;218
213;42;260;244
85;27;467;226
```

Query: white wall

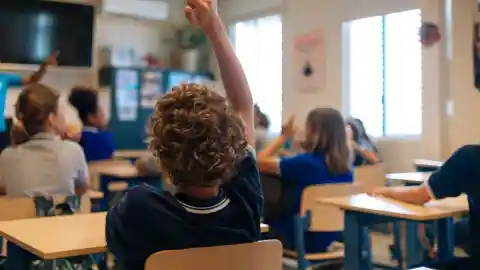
2;0;186;124
219;0;480;172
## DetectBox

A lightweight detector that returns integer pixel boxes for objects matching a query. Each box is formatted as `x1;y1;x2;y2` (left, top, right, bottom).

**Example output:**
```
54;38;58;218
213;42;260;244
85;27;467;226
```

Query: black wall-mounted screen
0;1;94;67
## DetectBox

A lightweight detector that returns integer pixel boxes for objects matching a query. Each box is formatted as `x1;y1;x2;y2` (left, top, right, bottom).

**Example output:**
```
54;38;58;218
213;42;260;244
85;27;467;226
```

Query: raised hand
184;0;218;33
281;116;296;138
44;51;59;66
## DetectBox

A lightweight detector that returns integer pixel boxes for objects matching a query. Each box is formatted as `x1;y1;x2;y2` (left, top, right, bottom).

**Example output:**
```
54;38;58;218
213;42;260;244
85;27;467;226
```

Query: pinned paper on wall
115;70;139;121
293;30;325;93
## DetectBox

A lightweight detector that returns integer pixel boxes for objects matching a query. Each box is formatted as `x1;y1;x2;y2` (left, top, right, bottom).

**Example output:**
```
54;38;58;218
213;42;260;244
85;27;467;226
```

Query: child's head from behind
13;84;65;143
346;117;366;142
68;86;106;129
254;104;270;129
149;83;247;189
303;108;350;174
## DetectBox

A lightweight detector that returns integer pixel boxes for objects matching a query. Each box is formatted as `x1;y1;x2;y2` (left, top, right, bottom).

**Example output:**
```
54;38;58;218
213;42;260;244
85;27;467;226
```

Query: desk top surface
89;160;139;178
114;150;147;159
0;212;107;259
0;212;269;259
317;193;468;221
385;172;431;184
413;159;443;168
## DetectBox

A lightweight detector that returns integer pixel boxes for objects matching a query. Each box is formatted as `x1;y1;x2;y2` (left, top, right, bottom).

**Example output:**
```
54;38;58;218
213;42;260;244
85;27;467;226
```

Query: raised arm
22;51;58;85
184;0;254;145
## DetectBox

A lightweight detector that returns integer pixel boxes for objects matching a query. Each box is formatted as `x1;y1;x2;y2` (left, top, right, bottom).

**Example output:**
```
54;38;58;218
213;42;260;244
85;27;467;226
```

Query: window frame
346;9;422;140
230;14;283;133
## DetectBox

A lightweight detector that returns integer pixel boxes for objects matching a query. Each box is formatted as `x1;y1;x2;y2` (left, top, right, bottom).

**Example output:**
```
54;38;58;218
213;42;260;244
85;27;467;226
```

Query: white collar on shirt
82;126;99;133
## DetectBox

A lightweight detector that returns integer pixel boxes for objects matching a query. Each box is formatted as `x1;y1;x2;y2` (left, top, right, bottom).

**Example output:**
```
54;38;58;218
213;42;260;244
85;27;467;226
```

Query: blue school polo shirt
274;152;353;253
79;126;115;162
106;147;262;270
425;145;480;265
0;73;22;131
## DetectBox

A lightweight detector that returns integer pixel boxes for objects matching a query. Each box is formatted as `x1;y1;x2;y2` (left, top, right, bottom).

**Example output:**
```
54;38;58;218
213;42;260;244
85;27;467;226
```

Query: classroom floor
282;233;398;269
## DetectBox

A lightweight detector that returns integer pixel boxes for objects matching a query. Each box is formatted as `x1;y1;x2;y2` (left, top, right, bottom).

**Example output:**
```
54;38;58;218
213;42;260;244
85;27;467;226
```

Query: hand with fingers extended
184;0;220;34
281;116;296;138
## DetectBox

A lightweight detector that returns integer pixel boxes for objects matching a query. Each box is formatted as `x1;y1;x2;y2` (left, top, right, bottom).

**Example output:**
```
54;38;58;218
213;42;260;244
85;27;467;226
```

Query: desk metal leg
406;222;423;268
98;252;109;270
437;217;454;260
344;212;373;270
99;175;110;211
7;241;34;270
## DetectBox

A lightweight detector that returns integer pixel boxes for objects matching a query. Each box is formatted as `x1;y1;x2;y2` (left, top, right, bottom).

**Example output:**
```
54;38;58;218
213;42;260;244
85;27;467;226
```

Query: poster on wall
115;70;139;121
293;30;325;93
141;72;163;108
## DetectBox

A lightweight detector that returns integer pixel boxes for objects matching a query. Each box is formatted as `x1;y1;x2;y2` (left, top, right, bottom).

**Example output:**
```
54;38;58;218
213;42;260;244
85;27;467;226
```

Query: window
347;9;422;137
232;15;282;132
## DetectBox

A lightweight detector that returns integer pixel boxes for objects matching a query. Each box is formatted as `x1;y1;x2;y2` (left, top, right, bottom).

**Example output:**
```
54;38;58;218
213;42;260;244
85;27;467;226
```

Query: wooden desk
318;194;467;221
89;160;162;210
0;212;269;269
385;172;431;185
413;159;443;171
114;150;147;160
0;213;107;260
90;160;139;178
88;190;103;200
317;194;468;269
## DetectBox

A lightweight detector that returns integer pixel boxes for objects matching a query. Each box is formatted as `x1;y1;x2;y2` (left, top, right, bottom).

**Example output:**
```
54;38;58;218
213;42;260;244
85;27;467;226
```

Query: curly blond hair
149;83;247;187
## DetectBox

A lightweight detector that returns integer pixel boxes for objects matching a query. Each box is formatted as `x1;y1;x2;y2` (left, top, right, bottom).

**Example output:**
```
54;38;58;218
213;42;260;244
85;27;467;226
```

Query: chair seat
283;249;344;261
108;182;129;192
88;190;104;200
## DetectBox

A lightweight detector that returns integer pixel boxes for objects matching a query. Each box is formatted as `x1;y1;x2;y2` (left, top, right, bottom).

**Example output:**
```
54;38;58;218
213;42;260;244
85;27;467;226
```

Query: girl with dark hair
257;107;353;253
346;117;380;166
0;84;89;197
254;104;270;151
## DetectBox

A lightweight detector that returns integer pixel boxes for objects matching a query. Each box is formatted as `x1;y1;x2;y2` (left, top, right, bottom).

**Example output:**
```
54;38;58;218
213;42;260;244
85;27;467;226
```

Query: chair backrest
0;197;36;221
260;172;296;223
354;163;387;193
301;183;359;232
145;240;283;270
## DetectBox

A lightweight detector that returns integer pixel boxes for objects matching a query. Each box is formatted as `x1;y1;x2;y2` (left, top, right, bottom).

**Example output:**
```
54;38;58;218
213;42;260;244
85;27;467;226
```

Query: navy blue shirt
79;126;115;162
106;147;262;270
274;153;353;253
426;145;480;265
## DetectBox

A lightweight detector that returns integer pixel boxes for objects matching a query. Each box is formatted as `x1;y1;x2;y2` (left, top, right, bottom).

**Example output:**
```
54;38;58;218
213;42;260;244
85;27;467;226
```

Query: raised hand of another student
44;51;59;67
281;116;296;138
184;0;219;34
23;51;59;85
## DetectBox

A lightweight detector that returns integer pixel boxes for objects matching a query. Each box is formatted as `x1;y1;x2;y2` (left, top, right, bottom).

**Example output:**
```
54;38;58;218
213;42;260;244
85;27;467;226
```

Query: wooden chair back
145;240;283;270
301;183;359;232
0;197;36;221
354;163;387;193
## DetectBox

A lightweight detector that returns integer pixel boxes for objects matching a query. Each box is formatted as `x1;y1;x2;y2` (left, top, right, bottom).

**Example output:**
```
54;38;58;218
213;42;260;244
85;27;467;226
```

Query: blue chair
285;183;359;270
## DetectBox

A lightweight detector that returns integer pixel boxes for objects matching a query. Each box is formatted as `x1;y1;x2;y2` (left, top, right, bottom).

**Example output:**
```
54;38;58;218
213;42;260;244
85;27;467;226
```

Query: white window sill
374;135;421;142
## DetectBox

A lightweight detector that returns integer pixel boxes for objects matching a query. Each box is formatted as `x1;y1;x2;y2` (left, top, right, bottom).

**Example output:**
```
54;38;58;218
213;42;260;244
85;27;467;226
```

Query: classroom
0;0;477;269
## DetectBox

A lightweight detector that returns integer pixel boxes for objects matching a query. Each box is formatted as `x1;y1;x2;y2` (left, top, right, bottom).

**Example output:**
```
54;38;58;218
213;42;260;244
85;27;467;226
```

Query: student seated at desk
68;86;114;161
373;145;480;269
346;117;380;166
0;84;89;197
254;104;270;151
106;2;262;270
257;108;353;253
